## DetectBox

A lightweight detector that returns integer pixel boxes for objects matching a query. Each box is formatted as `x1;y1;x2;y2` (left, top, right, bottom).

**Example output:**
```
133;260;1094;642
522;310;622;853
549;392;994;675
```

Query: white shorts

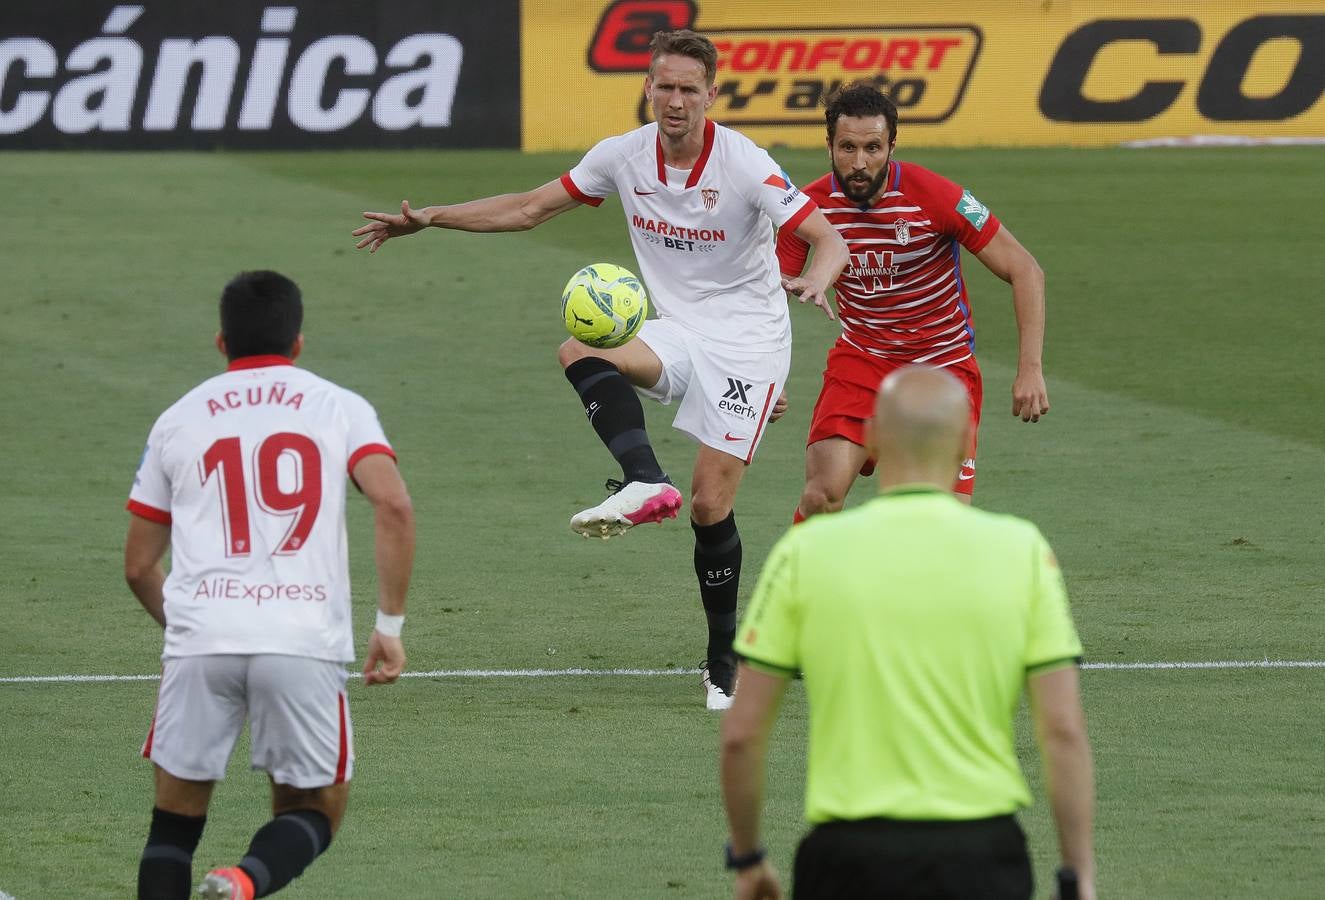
142;655;354;788
635;319;790;463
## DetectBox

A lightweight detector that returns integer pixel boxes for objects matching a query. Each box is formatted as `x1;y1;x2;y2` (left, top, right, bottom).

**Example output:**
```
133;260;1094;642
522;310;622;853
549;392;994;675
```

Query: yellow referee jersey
735;486;1082;823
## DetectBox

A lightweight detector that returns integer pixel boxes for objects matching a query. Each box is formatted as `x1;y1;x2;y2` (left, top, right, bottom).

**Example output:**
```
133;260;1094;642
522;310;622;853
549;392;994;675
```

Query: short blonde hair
648;30;718;84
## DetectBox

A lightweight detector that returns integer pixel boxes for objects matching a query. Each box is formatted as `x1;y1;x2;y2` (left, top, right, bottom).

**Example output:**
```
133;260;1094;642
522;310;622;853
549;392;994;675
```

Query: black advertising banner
0;1;521;148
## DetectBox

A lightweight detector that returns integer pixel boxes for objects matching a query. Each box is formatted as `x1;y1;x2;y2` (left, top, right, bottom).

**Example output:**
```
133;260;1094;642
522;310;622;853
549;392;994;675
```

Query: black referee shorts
792;814;1033;900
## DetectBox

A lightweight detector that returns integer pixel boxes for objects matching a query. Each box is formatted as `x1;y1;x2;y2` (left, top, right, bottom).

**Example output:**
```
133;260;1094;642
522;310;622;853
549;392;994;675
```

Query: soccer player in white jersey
125;271;415;900
353;30;847;709
778;82;1050;521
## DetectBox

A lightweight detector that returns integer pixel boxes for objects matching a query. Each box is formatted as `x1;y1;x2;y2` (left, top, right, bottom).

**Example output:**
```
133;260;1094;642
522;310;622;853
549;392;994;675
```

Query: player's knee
690;490;733;526
557;337;593;368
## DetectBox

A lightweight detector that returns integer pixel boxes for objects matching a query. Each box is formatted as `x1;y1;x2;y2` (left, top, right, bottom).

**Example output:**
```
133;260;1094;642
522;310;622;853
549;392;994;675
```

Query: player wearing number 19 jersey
125;271;414;900
778;83;1050;521
129;353;392;663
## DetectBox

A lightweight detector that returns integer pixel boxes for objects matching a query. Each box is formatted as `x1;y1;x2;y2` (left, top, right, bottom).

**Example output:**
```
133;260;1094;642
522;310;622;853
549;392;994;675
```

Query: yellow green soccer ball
561;263;648;349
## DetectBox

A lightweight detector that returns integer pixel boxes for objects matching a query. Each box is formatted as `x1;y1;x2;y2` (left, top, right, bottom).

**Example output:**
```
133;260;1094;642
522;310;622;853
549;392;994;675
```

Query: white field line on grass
1082;660;1324;670
1;660;1323;685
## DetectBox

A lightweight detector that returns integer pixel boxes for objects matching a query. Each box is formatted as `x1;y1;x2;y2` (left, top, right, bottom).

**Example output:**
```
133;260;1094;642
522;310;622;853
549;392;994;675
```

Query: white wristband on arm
375;610;405;638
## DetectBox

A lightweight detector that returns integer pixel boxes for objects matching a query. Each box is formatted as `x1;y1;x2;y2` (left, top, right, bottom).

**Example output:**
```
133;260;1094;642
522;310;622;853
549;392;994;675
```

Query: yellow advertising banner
521;0;1325;149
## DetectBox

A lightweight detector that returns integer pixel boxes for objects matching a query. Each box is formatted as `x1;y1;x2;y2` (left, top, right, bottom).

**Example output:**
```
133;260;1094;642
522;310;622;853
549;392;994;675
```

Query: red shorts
807;343;984;495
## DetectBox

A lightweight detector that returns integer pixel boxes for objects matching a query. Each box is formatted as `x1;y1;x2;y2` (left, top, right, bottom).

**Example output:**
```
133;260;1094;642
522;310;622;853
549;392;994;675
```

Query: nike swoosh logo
723;433;746;442
633;187;657;196
704;578;735;588
957;472;975;481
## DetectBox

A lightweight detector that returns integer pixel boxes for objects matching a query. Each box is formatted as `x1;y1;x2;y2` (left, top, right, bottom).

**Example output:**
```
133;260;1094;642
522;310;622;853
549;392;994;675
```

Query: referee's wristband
724;844;766;871
374;610;405;637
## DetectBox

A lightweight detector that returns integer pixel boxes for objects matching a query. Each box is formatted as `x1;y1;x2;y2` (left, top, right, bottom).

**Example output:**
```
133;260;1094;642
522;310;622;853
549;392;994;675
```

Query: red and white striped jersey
778;161;1000;367
127;356;395;663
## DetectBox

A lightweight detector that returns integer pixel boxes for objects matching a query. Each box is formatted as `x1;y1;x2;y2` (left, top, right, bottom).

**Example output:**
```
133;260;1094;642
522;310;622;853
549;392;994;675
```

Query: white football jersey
127;356;395;663
562;120;815;352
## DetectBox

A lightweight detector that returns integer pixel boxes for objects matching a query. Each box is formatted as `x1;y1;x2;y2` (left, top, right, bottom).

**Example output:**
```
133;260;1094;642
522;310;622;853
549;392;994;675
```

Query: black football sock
138;807;206;900
565;357;667;484
693;512;741;661
238;809;332;897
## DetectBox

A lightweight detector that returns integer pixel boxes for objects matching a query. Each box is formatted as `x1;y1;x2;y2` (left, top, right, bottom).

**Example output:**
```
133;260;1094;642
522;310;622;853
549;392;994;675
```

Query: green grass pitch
0;145;1322;898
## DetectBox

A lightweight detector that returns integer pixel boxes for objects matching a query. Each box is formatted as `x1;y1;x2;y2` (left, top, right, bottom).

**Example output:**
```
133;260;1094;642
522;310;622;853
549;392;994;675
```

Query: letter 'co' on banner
0;1;521;148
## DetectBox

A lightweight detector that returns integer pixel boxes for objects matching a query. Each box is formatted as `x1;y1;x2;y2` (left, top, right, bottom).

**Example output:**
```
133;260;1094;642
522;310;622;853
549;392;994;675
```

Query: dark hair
219;270;303;361
649;29;718;84
825;80;899;143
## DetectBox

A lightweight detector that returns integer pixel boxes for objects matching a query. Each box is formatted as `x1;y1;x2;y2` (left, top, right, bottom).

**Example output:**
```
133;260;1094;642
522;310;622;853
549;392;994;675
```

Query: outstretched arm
1028;665;1096;900
354;178;583;253
781;209;848;321
974;226;1049;422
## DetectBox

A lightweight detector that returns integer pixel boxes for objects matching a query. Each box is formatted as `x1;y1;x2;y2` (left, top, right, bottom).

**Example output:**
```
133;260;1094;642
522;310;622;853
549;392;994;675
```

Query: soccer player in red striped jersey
778;82;1050;520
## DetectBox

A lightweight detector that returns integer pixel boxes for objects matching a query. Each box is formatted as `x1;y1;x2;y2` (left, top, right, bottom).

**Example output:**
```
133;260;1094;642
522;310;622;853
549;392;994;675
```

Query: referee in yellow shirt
719;365;1096;900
